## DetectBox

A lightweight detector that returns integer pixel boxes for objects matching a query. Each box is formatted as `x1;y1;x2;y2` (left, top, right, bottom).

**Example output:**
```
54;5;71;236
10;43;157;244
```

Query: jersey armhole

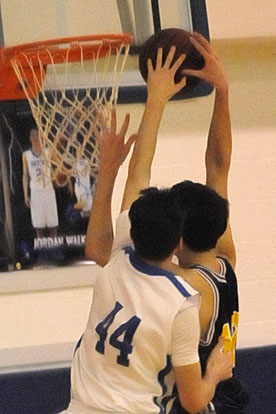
192;268;219;346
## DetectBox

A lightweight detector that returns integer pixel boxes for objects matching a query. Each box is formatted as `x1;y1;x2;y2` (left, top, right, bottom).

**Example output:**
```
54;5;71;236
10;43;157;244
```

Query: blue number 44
95;301;141;367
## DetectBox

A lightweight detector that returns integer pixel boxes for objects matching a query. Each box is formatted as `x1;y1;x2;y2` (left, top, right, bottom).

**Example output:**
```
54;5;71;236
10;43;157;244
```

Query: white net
10;36;131;186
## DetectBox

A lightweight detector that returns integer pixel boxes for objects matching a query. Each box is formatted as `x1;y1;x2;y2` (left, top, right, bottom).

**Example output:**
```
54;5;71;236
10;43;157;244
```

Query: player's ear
174;237;184;256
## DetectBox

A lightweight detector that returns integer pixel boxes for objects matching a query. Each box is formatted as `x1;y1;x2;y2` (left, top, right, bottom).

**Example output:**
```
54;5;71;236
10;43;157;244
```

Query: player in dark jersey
164;33;249;413
167;182;248;414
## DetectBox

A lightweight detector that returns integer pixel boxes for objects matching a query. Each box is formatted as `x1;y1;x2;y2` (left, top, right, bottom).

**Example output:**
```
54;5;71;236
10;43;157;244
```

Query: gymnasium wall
0;1;276;372
207;0;276;39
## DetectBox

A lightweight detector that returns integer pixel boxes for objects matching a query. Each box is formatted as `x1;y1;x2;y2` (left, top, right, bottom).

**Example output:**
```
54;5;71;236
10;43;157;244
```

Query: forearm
177;367;218;413
131;98;165;175
185;34;232;187
85;167;116;266
205;86;232;183
121;47;187;211
121;97;166;210
196;370;218;410
193;354;231;409
85;109;134;266
178;353;231;413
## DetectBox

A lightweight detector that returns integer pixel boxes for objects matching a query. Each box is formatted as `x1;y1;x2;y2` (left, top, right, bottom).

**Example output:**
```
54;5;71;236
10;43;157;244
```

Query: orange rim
0;33;132;101
1;33;132;64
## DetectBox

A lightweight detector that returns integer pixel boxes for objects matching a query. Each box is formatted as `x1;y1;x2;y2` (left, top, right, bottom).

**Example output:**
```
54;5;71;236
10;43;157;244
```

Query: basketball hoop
0;33;132;186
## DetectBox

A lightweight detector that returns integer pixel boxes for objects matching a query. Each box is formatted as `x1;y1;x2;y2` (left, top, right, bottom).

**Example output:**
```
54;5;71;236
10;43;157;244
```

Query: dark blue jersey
193;256;239;373
171;257;249;414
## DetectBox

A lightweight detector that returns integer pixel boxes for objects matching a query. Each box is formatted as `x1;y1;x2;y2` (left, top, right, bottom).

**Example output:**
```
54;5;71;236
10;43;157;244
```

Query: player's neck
32;149;41;156
179;248;220;273
145;253;175;271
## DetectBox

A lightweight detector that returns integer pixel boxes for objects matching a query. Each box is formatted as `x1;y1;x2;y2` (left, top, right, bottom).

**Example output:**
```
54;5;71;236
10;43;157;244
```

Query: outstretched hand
96;109;137;176
182;32;228;91
147;46;187;103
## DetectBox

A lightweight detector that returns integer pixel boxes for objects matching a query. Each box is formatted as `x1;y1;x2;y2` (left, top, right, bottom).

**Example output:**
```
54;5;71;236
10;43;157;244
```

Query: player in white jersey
22;127;59;238
70;207;201;413
73;157;94;218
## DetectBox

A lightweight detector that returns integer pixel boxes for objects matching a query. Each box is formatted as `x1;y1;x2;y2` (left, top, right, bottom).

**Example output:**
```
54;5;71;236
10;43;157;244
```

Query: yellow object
221;311;239;366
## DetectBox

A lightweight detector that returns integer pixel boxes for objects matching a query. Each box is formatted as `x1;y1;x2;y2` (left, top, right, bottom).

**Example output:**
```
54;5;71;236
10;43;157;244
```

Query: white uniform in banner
61;210;200;414
74;158;93;212
24;149;58;228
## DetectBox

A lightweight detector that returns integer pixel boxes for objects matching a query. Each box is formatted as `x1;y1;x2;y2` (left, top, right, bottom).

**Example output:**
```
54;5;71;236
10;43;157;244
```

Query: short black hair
170;180;229;252
129;187;184;261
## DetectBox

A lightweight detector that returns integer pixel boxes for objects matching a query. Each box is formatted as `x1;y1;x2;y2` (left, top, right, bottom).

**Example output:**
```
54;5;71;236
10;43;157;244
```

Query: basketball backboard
0;0;211;104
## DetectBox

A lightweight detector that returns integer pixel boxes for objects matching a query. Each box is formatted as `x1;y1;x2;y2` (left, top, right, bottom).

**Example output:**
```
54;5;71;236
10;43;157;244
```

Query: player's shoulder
217;254;233;268
216;255;237;279
108;245;131;268
23;149;31;157
111;210;132;255
177;267;212;297
170;269;201;303
116;209;130;225
22;150;31;165
171;273;201;311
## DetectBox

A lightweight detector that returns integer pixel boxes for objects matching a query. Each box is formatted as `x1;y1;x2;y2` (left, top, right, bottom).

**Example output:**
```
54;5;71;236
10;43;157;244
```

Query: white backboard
1;0;193;46
0;0;195;92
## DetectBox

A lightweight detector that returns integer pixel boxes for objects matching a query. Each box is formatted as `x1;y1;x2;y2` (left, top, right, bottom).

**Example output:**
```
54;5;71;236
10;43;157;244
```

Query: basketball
139;28;205;85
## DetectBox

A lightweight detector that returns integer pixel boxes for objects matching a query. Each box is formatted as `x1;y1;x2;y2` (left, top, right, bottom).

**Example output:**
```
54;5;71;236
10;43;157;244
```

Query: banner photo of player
0;106;97;271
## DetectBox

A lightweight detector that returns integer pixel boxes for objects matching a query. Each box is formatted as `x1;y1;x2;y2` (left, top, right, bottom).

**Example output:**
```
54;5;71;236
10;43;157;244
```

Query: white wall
206;0;276;39
0;2;276;371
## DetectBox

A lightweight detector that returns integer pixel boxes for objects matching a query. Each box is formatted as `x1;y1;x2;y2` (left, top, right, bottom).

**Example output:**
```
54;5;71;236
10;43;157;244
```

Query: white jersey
74;158;90;189
24;149;58;228
74;158;93;211
68;211;200;414
24;149;53;190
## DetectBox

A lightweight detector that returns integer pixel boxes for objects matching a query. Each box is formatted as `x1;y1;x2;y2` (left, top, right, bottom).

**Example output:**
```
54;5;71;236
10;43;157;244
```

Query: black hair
129;187;184;261
170;180;229;252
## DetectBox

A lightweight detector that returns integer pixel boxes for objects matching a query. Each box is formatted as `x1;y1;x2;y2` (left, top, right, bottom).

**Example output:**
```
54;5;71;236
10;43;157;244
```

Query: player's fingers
189;36;208;59
192;32;212;53
147;58;154;74
94;117;104;143
216;336;226;354
171;53;186;72
156;47;163;69
124;134;137;158
118;112;130;139
163;45;176;69
175;76;187;91
110;107;117;134
97;111;108;136
93;126;102;146
181;68;204;80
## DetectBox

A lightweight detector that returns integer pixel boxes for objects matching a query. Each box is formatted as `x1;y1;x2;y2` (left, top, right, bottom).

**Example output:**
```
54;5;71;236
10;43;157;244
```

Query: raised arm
182;33;236;268
85;110;136;266
86;48;186;265
120;46;187;211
